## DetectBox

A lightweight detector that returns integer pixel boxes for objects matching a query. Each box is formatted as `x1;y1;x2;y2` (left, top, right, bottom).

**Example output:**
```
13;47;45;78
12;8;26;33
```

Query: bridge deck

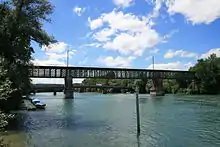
33;85;132;89
29;66;195;79
32;85;133;93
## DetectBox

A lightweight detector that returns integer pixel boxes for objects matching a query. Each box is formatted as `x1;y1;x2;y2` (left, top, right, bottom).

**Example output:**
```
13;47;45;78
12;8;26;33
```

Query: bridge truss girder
29;66;195;80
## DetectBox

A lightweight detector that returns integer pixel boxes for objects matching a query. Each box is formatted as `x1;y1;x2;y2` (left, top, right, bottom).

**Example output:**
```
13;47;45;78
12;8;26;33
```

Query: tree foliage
0;62;16;101
0;64;15;147
0;1;55;145
189;54;220;94
0;2;55;146
0;0;55;110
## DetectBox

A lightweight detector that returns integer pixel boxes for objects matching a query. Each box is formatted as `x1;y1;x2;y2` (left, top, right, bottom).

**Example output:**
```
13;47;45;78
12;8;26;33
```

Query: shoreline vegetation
1;0;220;146
0;0;55;146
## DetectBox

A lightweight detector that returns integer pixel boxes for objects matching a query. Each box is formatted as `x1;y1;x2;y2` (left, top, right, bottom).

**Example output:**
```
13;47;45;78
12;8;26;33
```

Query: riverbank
20;99;36;111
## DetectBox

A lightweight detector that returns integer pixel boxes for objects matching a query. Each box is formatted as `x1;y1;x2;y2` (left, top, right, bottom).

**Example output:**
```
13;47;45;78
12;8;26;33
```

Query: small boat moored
32;98;40;104
31;98;46;109
35;102;46;109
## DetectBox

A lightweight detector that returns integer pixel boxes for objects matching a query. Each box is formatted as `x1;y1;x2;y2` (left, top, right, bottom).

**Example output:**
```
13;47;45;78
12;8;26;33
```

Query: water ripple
3;93;220;147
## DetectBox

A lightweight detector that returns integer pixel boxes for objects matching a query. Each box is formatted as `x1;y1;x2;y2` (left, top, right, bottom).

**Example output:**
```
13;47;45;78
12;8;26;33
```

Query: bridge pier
64;76;74;99
139;79;147;94
53;91;57;96
150;79;165;96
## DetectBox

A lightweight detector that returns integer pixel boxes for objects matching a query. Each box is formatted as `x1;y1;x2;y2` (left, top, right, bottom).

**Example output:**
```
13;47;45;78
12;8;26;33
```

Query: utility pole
152;56;155;70
66;49;69;68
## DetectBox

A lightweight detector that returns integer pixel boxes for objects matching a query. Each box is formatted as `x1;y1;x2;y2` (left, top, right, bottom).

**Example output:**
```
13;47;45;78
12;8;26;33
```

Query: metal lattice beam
29;66;196;79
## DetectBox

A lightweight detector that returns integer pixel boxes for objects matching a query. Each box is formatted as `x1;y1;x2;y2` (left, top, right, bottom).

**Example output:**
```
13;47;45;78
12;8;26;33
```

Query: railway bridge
29;66;196;98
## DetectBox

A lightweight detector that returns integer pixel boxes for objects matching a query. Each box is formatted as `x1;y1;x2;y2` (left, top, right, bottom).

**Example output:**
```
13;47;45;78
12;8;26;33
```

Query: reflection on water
2;93;220;147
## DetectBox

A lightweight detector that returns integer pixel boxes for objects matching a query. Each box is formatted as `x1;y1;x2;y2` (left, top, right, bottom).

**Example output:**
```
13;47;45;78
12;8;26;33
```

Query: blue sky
32;0;220;83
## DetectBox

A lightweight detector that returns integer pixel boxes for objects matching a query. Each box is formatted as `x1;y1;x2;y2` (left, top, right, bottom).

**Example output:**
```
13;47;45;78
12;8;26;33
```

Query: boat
35;102;46;109
31;98;46;109
28;97;35;101
32;98;40;104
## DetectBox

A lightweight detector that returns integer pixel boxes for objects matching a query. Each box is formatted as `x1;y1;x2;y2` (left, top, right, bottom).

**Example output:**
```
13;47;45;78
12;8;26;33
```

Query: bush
0;138;8;147
0;111;12;147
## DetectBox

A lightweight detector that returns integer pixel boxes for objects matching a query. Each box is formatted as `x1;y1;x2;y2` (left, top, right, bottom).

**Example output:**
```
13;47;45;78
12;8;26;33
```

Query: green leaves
0;63;16;101
190;53;220;94
0;0;55;110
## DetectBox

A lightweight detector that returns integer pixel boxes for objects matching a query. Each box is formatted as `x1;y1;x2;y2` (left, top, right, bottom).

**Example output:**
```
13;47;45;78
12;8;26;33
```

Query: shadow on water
8;114;108;134
6;93;220;147
137;136;140;147
139;98;148;104
150;96;165;104
7;99;109;133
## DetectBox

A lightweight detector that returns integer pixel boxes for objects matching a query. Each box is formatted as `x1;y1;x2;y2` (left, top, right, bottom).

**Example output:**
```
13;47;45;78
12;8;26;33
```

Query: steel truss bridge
29;66;196;98
29;66;195;79
31;84;133;93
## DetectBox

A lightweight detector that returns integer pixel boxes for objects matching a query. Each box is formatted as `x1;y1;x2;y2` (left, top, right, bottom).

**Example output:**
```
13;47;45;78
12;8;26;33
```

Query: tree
0;0;55;109
0;62;15;147
189;54;220;94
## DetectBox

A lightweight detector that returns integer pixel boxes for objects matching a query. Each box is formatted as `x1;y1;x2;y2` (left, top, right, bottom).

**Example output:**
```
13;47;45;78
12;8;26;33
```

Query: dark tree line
82;54;220;95
189;54;220;94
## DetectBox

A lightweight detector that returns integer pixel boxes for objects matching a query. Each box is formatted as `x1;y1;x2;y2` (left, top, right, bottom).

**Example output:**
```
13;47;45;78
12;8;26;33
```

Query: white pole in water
135;85;140;136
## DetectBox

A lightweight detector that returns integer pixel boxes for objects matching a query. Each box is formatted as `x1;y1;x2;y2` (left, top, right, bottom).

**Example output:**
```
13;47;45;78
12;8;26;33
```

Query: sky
32;0;220;84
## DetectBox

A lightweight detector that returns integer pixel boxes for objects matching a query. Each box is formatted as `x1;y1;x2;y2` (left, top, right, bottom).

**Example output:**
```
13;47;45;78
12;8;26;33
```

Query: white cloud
33;58;66;66
166;0;220;25
113;0;134;8
33;41;85;84
184;62;194;69
146;0;163;20
35;42;76;66
164;49;198;59
162;29;179;42
103;31;160;56
101;10;148;32
42;42;69;53
33;50;76;66
73;6;86;16
147;61;192;70
200;48;220;59
97;56;136;67
88;17;103;30
93;28;116;42
81;43;102;48
32;42;78;84
145;56;153;61
88;10;162;56
79;57;89;65
150;48;160;54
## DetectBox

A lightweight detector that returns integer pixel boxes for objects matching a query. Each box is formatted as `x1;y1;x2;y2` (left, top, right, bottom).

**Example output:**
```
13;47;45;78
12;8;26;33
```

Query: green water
2;93;220;147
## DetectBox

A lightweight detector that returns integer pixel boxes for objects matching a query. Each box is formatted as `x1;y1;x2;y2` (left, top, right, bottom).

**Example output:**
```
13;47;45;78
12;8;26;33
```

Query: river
2;93;220;147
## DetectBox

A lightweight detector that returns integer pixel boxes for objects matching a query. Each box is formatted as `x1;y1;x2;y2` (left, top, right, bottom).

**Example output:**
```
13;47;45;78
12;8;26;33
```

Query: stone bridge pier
64;73;74;99
150;79;165;96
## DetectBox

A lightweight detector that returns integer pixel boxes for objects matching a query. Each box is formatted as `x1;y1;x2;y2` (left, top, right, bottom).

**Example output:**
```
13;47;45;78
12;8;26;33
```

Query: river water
2;93;220;147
